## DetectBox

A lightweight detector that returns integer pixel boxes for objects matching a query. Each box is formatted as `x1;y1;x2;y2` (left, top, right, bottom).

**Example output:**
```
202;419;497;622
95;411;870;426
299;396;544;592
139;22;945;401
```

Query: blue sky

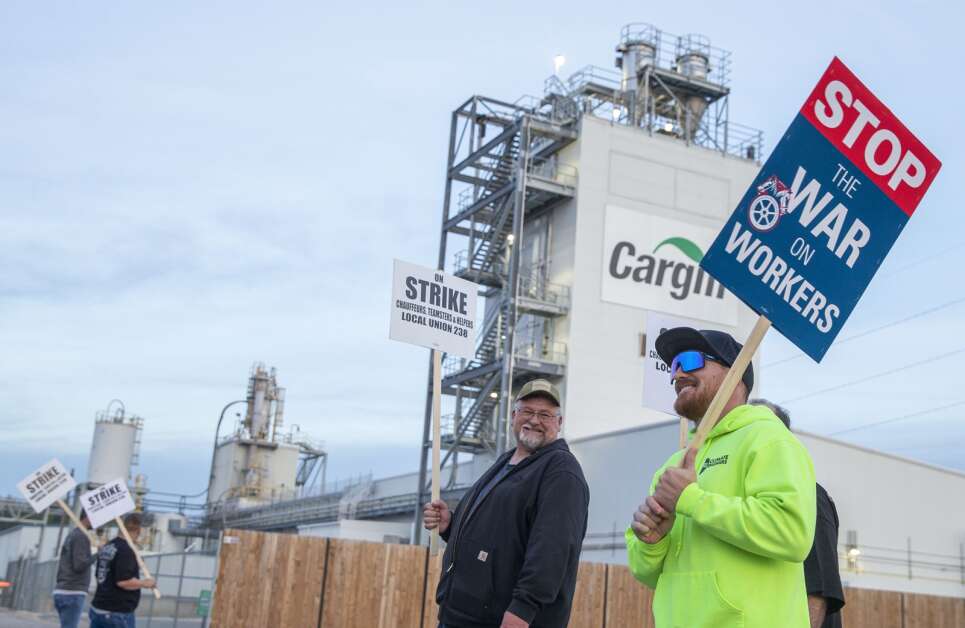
2;1;962;497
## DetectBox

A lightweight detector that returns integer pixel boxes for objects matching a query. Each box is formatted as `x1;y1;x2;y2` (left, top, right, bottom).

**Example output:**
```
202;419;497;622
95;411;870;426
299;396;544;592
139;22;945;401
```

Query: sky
1;1;962;499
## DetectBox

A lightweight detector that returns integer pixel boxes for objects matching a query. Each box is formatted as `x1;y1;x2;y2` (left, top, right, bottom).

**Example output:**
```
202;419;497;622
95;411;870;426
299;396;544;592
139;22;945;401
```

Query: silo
87;416;140;485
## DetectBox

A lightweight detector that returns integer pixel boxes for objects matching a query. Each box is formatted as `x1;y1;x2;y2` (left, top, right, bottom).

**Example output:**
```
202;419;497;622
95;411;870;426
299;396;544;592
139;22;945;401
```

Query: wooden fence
210;529;965;628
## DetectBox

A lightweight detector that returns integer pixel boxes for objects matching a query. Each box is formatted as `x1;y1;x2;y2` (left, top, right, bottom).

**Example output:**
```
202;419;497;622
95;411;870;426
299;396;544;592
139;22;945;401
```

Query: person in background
749;399;846;628
89;513;155;628
53;508;97;628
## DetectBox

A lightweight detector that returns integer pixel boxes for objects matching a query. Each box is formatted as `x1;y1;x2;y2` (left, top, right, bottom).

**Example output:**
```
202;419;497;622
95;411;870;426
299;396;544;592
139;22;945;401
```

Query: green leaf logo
653;237;705;263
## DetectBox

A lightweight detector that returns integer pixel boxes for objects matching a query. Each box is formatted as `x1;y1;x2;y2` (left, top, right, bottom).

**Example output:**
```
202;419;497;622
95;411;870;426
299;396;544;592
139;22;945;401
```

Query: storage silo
86;402;143;486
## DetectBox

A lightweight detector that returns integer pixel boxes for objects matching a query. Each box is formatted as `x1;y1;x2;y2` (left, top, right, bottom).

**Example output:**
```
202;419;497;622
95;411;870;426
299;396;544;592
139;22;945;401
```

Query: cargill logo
608;236;726;301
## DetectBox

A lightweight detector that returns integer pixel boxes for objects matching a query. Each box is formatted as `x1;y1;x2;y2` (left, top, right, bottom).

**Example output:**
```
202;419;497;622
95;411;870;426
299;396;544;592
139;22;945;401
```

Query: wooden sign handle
55;499;98;546
430;349;443;556
678;417;689;449
115;516;162;600
685;316;771;460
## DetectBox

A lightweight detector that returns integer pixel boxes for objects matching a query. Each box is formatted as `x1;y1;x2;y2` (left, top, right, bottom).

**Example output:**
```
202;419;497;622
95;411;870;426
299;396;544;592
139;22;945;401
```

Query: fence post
145;554;156;628
173;551;188;628
906;537;913;580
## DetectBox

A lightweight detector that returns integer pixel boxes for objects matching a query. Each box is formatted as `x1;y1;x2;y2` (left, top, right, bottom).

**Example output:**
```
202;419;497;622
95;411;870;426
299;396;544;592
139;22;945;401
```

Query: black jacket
437;439;589;628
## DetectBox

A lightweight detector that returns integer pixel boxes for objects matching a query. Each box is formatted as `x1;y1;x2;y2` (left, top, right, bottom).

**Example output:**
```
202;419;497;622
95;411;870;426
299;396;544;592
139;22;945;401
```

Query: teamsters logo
747;175;791;232
608;236;726;302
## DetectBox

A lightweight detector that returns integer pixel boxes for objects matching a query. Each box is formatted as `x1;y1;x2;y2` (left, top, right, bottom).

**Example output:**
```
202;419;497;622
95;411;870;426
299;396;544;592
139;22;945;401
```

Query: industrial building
2;22;963;605
206;363;327;513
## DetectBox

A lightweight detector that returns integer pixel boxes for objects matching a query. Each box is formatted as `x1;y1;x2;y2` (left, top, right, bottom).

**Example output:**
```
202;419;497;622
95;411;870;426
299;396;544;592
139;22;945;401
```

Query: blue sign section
701;114;909;362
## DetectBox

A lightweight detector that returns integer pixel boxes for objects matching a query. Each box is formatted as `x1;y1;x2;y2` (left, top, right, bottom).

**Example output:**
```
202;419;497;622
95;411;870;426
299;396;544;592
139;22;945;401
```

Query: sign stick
115;516;162;600
678;417;688;449
686;316;771;460
55;499;97;546
430;349;443;556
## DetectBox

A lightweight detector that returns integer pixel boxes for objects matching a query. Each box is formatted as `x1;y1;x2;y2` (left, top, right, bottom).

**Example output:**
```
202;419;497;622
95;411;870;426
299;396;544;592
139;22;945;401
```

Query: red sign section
800;57;941;216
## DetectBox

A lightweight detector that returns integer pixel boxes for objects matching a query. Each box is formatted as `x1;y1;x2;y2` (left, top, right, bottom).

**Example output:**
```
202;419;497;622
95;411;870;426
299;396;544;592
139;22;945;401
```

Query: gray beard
517;430;545;451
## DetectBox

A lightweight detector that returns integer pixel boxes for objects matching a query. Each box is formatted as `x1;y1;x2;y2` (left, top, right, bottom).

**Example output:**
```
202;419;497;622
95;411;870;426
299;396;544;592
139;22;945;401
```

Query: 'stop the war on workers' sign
701;57;941;361
80;478;137;529
389;259;479;359
17;459;77;513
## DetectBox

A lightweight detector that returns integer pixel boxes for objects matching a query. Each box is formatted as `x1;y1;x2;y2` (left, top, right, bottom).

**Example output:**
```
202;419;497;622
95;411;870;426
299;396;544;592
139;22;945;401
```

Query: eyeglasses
670;351;722;382
516;409;559;422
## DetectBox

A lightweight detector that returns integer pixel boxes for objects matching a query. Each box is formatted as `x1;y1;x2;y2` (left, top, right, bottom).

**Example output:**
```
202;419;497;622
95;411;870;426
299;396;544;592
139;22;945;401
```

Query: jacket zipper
442;443;560;598
443;451;514;595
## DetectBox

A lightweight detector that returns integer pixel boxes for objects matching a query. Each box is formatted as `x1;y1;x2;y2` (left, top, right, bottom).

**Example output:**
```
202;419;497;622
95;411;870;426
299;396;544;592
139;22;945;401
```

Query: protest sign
390;259;479;358
17;459;96;544
81;478;161;599
701;57;941;362
81;478;136;529
691;57;941;453
17;459;76;513
389;259;480;553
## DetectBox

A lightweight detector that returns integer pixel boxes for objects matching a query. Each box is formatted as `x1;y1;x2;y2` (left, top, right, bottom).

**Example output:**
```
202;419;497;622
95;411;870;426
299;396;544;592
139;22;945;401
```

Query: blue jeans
89;608;136;628
53;594;85;628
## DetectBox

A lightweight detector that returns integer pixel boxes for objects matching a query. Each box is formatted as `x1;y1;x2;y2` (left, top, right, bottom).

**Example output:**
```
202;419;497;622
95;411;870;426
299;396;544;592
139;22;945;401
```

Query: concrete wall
798;431;965;598
0;524;64;566
550;115;762;441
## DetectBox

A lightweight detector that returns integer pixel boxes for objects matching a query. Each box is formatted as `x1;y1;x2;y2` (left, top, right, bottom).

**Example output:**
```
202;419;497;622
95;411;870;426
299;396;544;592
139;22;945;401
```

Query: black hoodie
437;439;589;628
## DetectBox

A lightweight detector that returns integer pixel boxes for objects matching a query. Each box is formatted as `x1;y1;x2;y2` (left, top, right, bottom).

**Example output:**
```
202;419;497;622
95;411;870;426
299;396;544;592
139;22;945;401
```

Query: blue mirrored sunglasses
670;351;721;381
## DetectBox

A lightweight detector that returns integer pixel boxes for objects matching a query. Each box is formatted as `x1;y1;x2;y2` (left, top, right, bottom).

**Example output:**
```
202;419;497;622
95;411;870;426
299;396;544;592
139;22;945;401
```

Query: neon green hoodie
625;404;816;628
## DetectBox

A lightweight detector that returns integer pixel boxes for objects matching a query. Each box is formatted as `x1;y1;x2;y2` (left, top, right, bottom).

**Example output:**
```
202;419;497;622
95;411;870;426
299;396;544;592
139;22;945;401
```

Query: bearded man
424;378;589;628
626;327;816;628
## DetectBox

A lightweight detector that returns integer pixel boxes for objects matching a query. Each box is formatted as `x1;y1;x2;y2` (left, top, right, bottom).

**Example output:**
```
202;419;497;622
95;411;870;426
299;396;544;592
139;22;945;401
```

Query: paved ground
0;609;206;628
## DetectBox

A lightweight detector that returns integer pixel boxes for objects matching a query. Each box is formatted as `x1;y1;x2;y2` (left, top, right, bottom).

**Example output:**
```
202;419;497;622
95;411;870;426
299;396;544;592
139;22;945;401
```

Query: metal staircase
413;96;579;542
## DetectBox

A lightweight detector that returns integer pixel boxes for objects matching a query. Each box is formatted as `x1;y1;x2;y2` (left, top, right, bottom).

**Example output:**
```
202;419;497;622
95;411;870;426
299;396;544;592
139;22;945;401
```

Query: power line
778;346;965;406
827;399;965;437
877;241;965;279
888;441;965;453
765;295;965;368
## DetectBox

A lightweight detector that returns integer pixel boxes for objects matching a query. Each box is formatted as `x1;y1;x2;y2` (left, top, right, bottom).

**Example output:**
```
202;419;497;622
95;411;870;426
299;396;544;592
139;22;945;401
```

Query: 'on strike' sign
17;459;76;513
389;259;479;359
81;478;137;529
701;57;941;361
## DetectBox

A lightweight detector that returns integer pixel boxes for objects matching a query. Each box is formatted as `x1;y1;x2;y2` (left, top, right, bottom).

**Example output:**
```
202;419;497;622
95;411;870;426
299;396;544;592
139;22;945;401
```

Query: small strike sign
17;459;77;513
80;478;137;529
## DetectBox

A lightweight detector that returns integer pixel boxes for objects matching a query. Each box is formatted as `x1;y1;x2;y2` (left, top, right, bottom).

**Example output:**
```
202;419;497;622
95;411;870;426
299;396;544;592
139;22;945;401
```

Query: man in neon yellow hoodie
626;327;816;628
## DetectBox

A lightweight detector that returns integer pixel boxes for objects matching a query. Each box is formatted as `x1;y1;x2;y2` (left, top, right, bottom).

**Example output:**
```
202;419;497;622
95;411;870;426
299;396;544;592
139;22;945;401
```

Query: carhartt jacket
626;404;816;628
437;439;589;628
